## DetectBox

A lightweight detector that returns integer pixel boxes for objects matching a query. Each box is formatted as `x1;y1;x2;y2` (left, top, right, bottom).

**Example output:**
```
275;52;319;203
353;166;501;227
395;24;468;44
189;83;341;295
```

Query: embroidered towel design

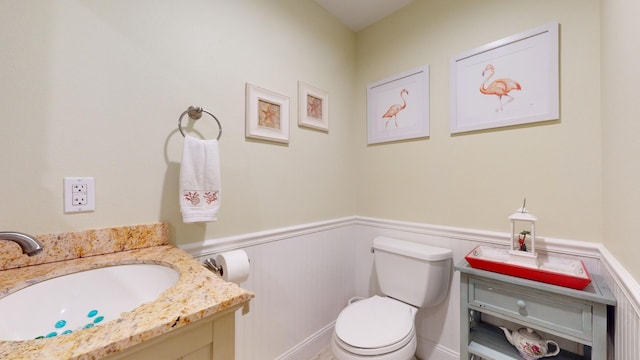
180;135;221;223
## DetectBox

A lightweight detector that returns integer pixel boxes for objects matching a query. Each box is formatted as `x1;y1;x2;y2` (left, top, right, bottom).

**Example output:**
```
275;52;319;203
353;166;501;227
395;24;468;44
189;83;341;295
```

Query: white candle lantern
508;205;539;268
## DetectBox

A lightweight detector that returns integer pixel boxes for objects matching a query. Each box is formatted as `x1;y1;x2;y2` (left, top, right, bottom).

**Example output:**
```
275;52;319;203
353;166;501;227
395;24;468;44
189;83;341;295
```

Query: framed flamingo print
367;65;430;144
450;22;559;134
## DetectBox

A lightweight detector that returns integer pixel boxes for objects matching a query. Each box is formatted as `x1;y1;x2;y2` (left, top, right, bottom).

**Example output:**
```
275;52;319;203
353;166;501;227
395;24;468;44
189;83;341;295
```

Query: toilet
331;236;453;360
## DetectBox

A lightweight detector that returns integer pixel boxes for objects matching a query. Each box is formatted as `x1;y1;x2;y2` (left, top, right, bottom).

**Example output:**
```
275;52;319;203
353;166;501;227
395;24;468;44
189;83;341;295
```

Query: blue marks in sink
35;309;106;340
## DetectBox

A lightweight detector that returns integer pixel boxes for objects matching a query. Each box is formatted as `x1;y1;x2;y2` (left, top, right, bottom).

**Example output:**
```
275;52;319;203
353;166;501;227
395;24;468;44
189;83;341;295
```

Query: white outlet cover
64;177;95;213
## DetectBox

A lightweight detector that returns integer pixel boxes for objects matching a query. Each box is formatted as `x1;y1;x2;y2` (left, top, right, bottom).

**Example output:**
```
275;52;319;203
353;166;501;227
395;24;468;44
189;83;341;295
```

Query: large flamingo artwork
382;88;408;130
480;64;521;112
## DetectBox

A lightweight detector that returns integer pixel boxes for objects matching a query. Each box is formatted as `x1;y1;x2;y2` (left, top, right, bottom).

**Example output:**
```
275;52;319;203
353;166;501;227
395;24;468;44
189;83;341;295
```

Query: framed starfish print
245;83;290;144
450;22;559;134
298;81;329;132
367;65;430;144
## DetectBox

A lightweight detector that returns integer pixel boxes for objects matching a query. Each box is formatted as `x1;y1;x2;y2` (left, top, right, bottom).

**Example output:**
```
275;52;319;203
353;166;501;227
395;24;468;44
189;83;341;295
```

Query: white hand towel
180;135;221;223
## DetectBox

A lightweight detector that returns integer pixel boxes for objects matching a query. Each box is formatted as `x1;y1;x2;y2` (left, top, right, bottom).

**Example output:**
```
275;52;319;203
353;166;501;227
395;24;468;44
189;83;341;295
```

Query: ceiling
313;0;414;32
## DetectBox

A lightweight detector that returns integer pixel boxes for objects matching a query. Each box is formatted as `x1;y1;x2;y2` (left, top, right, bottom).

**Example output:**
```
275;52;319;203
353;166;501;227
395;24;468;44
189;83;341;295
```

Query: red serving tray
465;245;592;290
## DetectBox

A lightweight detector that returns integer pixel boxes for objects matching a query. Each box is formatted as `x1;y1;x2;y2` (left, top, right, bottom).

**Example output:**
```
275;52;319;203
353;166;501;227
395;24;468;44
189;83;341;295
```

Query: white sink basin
0;264;180;341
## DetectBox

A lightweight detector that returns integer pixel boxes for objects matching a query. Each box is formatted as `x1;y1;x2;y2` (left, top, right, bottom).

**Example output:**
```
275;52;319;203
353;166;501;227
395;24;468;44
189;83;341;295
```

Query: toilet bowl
331;236;452;360
331;296;417;360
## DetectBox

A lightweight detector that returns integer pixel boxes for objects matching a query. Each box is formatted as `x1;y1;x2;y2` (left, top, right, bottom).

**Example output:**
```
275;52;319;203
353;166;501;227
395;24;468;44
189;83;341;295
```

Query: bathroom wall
209;220;358;360
188;218;638;360
354;0;603;244
353;0;640;290
0;0;356;244
601;0;640;293
3;0;638;281
3;1;640;358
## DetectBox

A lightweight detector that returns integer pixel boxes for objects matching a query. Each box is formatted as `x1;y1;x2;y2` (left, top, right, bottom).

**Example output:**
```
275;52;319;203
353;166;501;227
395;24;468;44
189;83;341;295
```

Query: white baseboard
275;322;335;360
416;337;459;360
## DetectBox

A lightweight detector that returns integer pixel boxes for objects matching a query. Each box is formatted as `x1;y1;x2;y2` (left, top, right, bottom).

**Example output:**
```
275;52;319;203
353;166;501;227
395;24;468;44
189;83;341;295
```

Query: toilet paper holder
203;256;250;277
203;257;223;276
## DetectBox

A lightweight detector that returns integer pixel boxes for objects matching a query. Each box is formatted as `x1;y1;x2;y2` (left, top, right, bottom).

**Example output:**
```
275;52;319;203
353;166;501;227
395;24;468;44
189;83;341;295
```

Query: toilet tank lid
373;236;452;261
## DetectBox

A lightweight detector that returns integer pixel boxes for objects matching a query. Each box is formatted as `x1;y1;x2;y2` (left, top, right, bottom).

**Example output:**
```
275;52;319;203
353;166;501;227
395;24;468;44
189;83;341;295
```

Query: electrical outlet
72;184;87;194
72;194;87;206
64;177;95;213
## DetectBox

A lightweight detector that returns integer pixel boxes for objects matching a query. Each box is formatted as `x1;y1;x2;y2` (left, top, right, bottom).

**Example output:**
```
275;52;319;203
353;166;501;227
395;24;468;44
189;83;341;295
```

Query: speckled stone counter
0;223;254;359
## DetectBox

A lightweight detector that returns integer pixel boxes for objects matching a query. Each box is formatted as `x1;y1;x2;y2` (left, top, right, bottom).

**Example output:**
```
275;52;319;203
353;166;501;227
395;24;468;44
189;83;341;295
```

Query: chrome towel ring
178;106;222;140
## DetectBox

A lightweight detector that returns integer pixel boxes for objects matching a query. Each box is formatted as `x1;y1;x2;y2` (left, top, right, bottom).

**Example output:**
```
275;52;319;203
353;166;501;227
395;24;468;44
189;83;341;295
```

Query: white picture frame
298;81;329;132
450;22;559;134
245;83;290;144
367;65;430;144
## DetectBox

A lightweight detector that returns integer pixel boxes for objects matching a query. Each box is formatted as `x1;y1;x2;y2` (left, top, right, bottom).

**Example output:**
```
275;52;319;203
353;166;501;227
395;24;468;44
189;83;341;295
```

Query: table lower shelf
468;323;587;360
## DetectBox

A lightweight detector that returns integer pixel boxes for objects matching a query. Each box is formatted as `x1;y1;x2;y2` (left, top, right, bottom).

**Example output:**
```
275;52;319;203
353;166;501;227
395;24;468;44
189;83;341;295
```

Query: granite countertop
0;223;254;360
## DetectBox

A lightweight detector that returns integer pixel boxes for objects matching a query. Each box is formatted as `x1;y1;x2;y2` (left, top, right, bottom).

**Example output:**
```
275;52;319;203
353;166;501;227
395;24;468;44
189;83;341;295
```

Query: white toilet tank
373;236;453;308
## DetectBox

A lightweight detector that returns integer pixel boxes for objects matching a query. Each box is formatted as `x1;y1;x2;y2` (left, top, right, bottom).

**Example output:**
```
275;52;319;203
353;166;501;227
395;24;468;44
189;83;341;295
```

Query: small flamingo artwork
381;88;408;130
480;64;522;112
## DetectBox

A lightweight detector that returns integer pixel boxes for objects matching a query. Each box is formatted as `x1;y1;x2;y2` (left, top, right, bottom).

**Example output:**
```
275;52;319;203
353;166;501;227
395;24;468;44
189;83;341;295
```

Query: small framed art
298;81;329;131
245;83;290;144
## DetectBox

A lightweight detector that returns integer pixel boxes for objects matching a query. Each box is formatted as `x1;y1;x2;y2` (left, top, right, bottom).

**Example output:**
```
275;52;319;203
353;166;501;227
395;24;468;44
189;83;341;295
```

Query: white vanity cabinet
457;261;615;360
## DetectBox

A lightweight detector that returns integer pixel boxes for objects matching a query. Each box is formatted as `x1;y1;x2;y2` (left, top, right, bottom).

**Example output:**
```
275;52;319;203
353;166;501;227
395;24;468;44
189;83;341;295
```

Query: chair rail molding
179;216;357;257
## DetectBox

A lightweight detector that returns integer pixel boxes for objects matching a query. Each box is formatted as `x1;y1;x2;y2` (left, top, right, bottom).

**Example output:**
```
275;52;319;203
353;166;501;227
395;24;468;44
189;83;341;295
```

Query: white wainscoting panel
599;246;640;360
183;219;357;360
180;216;640;360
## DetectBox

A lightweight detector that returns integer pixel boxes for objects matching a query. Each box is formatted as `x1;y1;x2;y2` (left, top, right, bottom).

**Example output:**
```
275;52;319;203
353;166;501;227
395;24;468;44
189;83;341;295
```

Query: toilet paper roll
215;250;250;283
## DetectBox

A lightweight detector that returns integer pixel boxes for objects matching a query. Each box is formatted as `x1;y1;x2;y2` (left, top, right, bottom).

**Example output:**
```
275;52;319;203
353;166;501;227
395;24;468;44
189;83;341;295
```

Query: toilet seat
334;325;415;356
334;296;416;356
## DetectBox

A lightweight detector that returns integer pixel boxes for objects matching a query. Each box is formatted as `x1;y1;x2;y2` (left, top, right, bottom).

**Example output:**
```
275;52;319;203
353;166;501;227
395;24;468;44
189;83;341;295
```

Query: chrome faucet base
0;232;44;256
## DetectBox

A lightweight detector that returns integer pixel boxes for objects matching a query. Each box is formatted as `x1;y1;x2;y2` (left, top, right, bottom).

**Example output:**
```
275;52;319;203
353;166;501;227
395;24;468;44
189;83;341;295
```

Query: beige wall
1;0;638;283
355;0;640;281
0;1;356;245
354;0;603;241
601;0;640;281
